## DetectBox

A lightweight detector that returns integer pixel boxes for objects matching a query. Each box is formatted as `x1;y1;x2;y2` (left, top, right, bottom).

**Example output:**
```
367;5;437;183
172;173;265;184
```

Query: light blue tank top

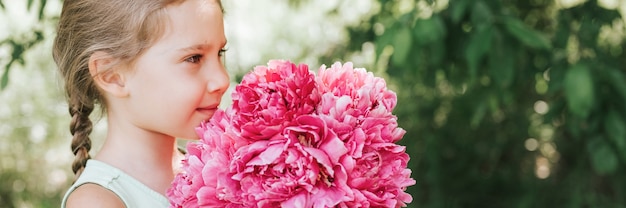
61;160;170;208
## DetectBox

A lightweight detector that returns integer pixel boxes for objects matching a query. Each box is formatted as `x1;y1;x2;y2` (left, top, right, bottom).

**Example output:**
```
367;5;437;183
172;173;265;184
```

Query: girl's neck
94;119;184;196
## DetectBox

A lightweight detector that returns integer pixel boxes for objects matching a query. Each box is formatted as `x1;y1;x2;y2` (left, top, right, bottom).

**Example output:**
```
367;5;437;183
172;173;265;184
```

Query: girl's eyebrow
178;44;209;52
178;39;228;53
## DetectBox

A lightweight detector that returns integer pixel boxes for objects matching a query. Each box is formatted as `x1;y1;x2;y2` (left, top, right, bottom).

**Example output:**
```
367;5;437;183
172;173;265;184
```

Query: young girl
53;0;229;207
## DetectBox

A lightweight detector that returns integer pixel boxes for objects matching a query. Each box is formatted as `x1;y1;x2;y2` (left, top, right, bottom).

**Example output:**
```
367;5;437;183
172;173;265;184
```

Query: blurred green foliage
0;0;47;90
1;1;71;207
320;0;626;207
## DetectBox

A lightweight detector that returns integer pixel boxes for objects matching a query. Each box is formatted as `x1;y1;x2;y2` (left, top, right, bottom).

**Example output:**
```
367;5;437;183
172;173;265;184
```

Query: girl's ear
88;51;129;97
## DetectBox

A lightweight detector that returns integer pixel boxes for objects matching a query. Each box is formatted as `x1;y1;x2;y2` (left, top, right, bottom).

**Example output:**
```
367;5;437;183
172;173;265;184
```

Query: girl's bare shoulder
65;183;125;208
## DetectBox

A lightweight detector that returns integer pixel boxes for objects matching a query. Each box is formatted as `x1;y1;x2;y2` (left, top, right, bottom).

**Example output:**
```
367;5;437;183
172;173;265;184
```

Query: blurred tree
321;0;626;207
1;1;70;207
0;0;48;90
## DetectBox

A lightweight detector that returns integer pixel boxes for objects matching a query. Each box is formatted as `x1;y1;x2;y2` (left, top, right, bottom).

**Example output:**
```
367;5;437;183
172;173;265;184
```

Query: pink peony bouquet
167;60;415;208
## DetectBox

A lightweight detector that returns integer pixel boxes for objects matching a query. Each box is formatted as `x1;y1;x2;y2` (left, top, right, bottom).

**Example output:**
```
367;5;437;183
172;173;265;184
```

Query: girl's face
122;0;229;139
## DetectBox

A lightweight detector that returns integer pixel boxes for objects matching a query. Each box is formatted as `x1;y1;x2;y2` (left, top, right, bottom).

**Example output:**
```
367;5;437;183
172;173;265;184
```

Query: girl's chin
175;131;200;140
182;134;200;140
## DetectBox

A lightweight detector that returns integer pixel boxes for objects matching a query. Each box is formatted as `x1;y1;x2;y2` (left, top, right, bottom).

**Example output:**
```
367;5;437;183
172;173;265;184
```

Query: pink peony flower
229;115;352;207
316;62;401;144
231;60;320;141
167;142;208;208
317;62;397;116
168;110;246;208
168;60;415;208
342;143;415;208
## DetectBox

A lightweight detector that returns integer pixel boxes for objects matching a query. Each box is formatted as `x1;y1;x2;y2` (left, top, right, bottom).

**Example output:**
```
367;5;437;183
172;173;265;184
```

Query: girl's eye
184;54;203;63
218;48;228;57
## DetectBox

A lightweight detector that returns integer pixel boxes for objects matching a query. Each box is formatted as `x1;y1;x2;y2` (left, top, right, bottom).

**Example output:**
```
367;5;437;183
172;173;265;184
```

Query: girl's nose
206;62;230;94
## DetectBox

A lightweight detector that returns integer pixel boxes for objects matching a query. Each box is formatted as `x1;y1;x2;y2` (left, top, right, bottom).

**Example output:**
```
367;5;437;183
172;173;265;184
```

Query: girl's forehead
147;0;225;54
164;0;223;27
166;0;222;14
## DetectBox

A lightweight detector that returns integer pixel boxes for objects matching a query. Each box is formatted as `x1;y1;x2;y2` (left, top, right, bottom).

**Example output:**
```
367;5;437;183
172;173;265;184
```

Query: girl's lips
197;102;220;118
196;103;219;117
197;107;217;114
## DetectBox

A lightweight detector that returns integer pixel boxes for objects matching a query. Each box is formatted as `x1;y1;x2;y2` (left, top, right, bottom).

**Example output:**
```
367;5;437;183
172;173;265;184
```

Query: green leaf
27;0;34;11
450;0;469;24
413;16;446;46
471;101;488;128
554;16;571;49
11;42;25;61
470;1;492;25
604;111;626;153
1;66;9;90
587;138;618;175
16;57;25;66
488;30;515;88
35;30;44;42
428;40;445;66
566;116;584;138
503;16;551;50
375;27;395;62
465;25;493;85
38;0;47;20
605;68;626;112
391;27;413;65
0;0;5;10
579;16;601;43
564;64;594;118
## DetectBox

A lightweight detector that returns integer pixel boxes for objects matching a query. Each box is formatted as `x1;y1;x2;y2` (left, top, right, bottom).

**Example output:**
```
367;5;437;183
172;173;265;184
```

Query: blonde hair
52;0;222;179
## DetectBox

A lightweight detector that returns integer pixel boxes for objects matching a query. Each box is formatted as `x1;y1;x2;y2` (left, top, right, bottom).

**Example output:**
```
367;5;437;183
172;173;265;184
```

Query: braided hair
52;0;187;179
